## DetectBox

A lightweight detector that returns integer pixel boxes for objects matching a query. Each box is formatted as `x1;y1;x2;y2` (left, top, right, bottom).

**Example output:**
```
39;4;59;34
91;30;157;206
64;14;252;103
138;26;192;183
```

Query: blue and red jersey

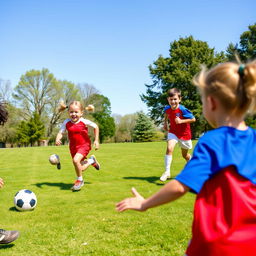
176;126;256;256
164;104;194;140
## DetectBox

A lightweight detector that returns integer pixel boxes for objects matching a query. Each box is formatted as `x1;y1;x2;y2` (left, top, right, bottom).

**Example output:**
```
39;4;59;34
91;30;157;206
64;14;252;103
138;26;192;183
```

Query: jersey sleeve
179;105;195;119
80;118;98;129
164;105;170;113
59;119;70;133
175;137;217;193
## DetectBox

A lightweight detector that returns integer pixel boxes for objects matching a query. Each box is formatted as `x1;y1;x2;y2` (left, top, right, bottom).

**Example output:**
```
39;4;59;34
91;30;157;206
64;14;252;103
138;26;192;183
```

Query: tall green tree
132;111;156;142
90;94;115;143
16;113;45;146
226;23;256;61
141;36;226;137
226;23;256;127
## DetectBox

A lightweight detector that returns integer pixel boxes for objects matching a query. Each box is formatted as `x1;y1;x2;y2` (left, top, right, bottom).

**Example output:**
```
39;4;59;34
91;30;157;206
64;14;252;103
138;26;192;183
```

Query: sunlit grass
0;141;195;255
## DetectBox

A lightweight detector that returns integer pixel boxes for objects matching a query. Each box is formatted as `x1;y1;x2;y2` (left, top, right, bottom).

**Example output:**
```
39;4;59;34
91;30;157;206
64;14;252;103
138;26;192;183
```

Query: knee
72;157;80;165
166;148;173;154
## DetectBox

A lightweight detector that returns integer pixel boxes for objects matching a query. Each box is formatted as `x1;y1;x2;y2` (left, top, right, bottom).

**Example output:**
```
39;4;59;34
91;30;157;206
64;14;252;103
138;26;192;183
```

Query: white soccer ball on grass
14;189;37;211
49;154;60;165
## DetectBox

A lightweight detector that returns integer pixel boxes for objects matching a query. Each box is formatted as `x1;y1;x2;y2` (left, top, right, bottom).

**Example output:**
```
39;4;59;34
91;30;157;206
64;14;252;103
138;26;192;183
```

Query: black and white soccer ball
14;189;37;211
49;154;60;165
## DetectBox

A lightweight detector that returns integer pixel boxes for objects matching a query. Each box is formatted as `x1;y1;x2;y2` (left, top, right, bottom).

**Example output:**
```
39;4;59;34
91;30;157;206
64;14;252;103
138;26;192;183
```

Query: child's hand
116;187;145;212
0;178;4;188
94;141;99;150
175;117;182;124
55;140;62;146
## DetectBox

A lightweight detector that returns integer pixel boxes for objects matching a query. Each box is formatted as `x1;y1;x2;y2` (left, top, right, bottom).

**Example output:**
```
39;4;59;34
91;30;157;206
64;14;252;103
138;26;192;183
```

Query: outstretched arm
55;132;63;146
0;178;4;188
93;125;100;150
116;179;189;212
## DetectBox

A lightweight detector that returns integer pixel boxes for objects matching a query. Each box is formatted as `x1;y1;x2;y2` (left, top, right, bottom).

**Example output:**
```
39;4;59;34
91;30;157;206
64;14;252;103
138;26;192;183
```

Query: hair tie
238;64;245;76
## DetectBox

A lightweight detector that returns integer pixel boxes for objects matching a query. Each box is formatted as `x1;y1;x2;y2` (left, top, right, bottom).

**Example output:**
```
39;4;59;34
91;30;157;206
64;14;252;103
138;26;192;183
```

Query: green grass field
0;142;196;256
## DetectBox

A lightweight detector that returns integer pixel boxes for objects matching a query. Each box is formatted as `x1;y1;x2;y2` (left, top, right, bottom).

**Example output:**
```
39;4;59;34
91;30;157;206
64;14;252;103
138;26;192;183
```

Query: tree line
142;23;256;138
0;71;116;146
0;23;255;145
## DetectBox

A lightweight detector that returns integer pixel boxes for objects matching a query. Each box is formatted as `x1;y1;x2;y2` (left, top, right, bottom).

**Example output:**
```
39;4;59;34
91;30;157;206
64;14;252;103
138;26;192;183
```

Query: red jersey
176;127;256;256
164;104;194;140
60;118;97;158
187;167;256;256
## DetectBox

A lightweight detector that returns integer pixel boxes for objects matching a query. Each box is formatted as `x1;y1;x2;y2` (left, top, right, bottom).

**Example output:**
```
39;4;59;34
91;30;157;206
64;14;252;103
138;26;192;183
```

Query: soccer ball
14;189;37;211
49;154;60;165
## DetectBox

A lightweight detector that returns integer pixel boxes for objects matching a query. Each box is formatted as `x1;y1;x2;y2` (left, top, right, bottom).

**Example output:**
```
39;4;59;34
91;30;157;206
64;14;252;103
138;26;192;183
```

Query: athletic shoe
71;180;84;191
57;163;61;170
160;172;170;182
0;229;20;244
89;155;100;170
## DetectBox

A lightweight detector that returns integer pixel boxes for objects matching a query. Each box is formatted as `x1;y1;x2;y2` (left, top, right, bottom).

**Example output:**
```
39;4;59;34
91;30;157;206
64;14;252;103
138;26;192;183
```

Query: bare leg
160;139;177;181
181;148;191;162
72;153;91;177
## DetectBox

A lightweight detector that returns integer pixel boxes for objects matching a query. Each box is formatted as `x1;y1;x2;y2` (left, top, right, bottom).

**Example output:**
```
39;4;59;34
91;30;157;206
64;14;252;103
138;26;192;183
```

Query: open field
0;142;195;256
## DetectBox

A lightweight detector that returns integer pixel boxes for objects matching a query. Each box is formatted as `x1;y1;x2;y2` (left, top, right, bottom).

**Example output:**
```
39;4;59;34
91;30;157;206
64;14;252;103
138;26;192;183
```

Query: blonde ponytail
58;101;68;113
242;62;256;114
85;104;95;112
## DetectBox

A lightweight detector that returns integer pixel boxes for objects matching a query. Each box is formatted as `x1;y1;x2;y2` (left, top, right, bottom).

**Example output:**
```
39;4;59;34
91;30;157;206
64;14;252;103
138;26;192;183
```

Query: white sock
87;158;94;165
77;176;83;181
165;155;172;175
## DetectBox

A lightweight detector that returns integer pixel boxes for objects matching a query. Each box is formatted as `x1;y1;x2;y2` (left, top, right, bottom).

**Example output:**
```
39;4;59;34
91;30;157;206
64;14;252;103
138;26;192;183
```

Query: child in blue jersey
160;88;195;181
116;60;256;256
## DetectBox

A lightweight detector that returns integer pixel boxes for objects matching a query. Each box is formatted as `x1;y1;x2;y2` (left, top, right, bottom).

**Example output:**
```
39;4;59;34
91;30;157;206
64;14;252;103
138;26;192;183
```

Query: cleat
57;163;61;170
160;172;170;182
89;155;100;170
0;229;20;244
71;180;84;191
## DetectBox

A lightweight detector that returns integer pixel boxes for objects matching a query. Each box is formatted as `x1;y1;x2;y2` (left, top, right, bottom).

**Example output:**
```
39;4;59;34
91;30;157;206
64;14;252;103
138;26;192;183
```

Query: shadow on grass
123;176;173;186
9;206;18;212
32;182;91;190
0;244;15;249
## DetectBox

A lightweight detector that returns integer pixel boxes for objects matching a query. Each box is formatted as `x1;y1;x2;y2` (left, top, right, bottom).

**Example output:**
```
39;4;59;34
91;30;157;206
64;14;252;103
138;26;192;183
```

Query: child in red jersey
116;60;256;256
55;101;100;191
160;88;195;181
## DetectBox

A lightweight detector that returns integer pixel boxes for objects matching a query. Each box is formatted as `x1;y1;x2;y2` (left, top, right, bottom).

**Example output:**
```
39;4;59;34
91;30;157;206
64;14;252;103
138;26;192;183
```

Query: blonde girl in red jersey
55;101;100;191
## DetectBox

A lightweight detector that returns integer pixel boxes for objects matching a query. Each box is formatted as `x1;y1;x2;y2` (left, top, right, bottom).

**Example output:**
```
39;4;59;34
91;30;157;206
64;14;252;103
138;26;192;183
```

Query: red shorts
69;144;91;160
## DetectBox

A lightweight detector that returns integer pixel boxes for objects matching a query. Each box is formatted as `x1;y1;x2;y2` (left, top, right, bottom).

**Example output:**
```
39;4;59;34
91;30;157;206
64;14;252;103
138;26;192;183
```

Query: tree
113;113;137;142
16;113;45;146
132;111;156;142
141;36;226;138
226;23;256;61
13;68;57;118
0;103;23;146
91;94;115;143
46;79;81;138
0;79;12;101
226;23;256;127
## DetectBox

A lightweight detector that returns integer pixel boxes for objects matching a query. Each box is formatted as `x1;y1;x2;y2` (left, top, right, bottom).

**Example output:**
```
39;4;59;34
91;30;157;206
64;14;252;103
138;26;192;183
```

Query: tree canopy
141;36;226;137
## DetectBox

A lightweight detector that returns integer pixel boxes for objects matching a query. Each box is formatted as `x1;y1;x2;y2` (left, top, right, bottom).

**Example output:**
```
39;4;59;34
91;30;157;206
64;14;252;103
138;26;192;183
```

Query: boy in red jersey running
56;101;100;191
160;88;195;181
116;61;256;256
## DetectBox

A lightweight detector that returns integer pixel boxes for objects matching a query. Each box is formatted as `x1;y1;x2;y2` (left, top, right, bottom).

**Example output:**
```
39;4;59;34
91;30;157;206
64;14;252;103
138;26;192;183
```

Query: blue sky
0;0;255;115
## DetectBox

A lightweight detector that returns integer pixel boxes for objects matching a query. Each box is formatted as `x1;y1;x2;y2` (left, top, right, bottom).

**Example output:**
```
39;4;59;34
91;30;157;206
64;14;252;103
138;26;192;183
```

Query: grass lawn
0;141;196;256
